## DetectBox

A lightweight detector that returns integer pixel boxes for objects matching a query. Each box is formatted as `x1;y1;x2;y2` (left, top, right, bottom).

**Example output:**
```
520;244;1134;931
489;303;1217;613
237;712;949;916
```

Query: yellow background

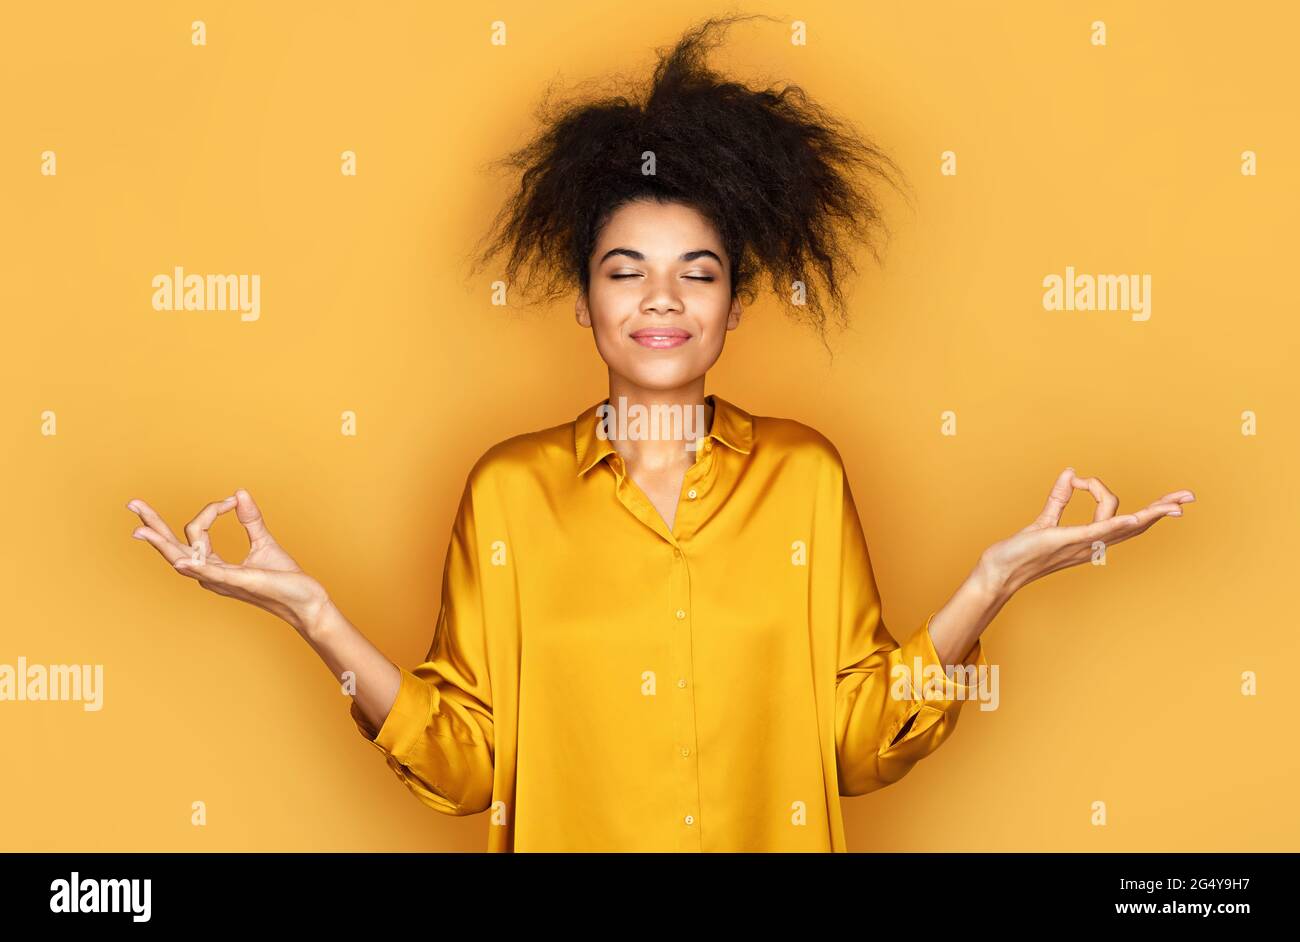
2;1;1294;851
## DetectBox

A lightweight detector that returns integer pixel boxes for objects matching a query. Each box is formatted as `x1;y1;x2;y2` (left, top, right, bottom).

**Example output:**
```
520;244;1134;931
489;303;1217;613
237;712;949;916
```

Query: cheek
588;274;633;304
588;312;627;360
696;310;733;347
585;281;631;327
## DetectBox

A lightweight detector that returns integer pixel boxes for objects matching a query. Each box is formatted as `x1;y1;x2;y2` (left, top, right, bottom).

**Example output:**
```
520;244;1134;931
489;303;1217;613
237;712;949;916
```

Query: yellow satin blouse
352;393;989;851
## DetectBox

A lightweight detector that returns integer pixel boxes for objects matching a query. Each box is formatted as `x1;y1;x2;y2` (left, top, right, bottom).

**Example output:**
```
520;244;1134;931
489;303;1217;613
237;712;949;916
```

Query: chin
619;362;699;390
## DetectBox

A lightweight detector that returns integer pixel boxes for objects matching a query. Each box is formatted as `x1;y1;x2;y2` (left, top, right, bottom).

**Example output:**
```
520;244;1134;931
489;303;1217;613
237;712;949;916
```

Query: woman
125;15;1192;852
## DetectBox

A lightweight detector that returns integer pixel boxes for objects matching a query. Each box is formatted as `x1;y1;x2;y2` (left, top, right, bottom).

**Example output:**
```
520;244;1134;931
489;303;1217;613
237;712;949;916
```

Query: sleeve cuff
897;611;991;704
351;666;433;760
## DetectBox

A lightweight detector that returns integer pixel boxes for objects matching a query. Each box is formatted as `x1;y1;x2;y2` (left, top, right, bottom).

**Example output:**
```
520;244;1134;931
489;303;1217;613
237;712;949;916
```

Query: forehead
594;199;724;252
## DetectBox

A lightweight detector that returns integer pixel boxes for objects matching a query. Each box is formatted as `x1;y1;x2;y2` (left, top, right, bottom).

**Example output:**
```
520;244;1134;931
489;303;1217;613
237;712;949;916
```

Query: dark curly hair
465;12;908;347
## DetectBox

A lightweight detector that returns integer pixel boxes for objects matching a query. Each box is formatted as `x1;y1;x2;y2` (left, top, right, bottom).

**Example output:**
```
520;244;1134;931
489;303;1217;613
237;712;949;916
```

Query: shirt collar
574;394;754;476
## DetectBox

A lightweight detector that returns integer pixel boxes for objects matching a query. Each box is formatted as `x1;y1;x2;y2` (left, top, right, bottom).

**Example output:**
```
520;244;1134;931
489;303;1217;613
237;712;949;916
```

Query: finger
232;489;275;545
1070;473;1120;523
133;527;225;566
1034;467;1077;527
131;525;189;565
173;556;265;593
170;529;227;565
126;499;184;545
1144;496;1186;519
184;496;238;560
1159;489;1196;504
1122;502;1185;537
1068;500;1184;546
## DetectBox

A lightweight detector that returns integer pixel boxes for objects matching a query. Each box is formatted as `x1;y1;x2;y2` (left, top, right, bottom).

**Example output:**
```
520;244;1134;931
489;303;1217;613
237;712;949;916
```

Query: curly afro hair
466;12;908;346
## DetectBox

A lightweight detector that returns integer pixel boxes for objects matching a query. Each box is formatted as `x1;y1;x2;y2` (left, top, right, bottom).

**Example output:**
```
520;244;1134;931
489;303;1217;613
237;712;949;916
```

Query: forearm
925;556;1012;672
299;600;401;739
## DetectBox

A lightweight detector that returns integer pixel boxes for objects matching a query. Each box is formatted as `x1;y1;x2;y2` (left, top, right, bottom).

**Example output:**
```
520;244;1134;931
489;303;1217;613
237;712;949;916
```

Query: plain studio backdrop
0;1;1294;851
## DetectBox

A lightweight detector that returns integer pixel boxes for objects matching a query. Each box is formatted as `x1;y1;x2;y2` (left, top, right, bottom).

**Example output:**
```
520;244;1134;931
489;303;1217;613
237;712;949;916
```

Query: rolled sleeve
352;666;434;760
896;611;990;707
350;475;497;817
884;611;990;747
834;471;989;797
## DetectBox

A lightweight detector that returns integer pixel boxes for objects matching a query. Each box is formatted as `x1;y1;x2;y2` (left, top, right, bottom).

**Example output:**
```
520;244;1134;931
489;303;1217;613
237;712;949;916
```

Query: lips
629;327;691;349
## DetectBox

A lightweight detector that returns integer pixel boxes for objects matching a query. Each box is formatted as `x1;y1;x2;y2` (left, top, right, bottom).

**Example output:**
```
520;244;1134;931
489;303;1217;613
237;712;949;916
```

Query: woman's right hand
127;489;332;638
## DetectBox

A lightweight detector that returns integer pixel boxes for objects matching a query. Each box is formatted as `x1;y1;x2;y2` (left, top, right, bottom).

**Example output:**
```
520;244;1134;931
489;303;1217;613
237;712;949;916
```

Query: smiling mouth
630;329;691;349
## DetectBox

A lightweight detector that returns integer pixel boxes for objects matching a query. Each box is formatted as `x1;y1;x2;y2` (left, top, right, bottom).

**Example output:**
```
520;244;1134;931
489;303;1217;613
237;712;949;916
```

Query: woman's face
577;198;742;393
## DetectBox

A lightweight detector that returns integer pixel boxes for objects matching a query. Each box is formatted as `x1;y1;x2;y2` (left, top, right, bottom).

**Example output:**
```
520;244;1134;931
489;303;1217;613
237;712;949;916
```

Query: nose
639;271;685;316
641;290;683;317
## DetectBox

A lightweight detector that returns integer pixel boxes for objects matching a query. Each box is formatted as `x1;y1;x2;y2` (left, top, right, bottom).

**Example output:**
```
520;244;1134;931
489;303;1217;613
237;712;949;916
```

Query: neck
604;375;713;470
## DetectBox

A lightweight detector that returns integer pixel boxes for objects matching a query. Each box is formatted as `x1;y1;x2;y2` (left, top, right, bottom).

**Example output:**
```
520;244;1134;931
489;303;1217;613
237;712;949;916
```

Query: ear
575;292;592;328
725;296;743;331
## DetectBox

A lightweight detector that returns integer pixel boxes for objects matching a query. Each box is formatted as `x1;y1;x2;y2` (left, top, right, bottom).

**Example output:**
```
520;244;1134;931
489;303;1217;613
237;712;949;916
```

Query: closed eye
610;274;715;282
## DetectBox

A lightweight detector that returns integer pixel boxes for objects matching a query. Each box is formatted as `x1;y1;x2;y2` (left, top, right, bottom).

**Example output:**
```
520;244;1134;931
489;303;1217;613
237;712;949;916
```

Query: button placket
674;443;714;542
669;531;702;851
600;439;705;848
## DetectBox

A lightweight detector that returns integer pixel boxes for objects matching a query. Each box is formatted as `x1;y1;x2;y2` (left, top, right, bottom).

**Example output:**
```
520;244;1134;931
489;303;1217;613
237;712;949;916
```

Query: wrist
295;590;337;642
972;553;1015;604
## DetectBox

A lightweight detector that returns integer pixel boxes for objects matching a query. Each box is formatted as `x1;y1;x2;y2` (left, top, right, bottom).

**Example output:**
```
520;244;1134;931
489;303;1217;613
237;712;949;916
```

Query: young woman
126;15;1193;852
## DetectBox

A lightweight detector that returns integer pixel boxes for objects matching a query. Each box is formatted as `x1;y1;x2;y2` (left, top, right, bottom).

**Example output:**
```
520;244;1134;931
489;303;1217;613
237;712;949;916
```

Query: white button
687;489;698;499
677;678;687;688
684;815;695;825
680;747;690;757
675;609;686;620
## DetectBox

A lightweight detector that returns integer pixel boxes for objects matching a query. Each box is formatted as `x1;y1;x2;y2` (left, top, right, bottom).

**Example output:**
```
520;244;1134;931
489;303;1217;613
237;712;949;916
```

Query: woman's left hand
978;467;1195;597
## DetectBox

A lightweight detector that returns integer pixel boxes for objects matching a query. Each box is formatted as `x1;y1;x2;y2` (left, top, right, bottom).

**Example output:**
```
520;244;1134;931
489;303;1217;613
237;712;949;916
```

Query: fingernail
126;501;138;512
1180;494;1195;502
1168;510;1182;517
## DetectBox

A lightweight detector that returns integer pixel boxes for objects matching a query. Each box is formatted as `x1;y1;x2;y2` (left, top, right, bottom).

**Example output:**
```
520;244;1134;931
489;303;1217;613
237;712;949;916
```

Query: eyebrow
598;248;723;266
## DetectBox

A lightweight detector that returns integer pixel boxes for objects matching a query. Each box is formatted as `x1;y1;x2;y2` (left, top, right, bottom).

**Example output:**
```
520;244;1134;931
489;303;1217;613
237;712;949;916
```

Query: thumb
1032;467;1077;528
233;488;274;544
